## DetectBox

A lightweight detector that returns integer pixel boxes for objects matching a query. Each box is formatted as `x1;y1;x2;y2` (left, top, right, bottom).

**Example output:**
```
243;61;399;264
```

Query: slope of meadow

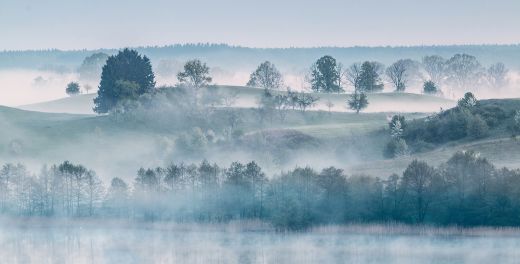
19;85;455;115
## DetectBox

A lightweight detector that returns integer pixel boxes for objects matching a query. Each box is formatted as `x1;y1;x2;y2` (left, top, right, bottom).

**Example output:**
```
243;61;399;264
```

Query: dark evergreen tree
358;61;384;92
94;49;155;113
310;56;342;93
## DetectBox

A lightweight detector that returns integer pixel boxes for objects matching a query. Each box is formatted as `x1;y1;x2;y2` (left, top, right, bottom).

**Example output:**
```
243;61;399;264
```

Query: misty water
2;220;520;264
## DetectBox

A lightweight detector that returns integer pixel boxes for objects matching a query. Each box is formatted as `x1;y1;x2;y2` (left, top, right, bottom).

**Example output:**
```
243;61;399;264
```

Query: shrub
466;115;489;139
423;80;438;94
384;138;410;158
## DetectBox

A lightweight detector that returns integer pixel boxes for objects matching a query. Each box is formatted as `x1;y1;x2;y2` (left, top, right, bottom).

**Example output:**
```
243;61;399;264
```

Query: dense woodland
1;151;520;230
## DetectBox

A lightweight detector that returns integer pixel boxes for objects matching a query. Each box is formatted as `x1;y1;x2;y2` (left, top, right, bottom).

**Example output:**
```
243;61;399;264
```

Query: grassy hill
18;85;454;115
19;94;97;114
7;92;519;181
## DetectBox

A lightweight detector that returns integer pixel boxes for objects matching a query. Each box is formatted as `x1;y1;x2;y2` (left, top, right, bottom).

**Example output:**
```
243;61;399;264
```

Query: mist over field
2;0;520;263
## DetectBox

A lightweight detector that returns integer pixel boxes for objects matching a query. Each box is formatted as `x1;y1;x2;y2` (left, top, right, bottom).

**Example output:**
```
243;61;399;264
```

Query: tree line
1;152;520;229
66;48;509;115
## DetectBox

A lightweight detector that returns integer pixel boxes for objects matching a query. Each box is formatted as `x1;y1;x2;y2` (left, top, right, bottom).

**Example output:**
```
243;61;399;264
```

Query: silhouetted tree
310;56;342;93
348;89;368;114
94;49;155;113
358;61;384;92
65;82;80;96
177;59;212;90
247;61;283;90
422;55;446;86
423;80;438;94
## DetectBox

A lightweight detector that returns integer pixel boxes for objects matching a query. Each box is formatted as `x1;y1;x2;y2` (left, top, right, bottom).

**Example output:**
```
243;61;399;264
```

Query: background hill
2;44;520;71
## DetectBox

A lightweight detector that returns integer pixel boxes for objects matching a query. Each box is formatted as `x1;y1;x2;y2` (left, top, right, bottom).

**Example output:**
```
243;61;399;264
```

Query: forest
1;150;519;230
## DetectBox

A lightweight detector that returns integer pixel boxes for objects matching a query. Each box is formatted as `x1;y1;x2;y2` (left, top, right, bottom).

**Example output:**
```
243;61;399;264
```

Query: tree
445;54;483;91
177;59;212;90
94;49;155;114
84;170;104;216
247;61;283;90
105;177;129;216
84;84;93;94
457;92;477;109
422;55;446;86
486;62;508;90
423;80;438;95
325;100;334;113
358;61;384;92
348;89;368;114
78;52;109;81
401;160;437;223
310;56;342;93
296;92;319;112
386;59;418;92
345;63;362;91
65;82;80;96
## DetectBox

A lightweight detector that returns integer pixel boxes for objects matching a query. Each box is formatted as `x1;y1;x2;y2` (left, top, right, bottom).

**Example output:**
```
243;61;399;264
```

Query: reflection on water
1;220;520;264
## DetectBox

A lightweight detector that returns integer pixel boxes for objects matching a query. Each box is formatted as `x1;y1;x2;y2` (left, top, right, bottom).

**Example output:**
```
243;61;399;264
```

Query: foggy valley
2;0;520;263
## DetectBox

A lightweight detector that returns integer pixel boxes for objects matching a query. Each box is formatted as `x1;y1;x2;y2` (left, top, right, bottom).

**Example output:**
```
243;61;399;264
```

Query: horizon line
2;42;520;53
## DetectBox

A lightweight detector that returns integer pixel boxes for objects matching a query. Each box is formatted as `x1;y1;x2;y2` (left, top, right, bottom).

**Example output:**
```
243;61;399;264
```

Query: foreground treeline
1;151;520;229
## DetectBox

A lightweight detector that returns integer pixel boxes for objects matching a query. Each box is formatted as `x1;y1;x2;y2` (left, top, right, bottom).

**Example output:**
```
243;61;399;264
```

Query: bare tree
422;55;446;85
486;62;509;90
247;61;284;90
386;60;408;92
445;54;483;91
345;63;362;91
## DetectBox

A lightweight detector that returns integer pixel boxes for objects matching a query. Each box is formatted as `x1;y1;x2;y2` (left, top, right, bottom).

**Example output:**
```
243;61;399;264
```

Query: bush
423;80;438;94
384;138;410;158
466;115;489;139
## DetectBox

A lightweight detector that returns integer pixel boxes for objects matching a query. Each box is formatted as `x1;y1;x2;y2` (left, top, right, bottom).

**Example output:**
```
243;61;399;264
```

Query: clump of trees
402;93;512;148
3;152;520;229
421;53;509;96
257;88;319;123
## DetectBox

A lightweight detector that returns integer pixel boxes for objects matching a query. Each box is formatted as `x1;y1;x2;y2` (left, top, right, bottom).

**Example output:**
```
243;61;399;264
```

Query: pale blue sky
1;0;519;50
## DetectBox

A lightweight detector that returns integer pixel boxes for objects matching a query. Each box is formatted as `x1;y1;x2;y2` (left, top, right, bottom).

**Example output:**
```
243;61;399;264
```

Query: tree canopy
247;61;283;90
177;59;212;89
358;61;384;92
65;82;80;96
310;56;342;93
93;49;155;114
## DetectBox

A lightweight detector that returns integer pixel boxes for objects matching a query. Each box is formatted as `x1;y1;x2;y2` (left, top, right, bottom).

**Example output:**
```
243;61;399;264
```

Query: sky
1;0;520;50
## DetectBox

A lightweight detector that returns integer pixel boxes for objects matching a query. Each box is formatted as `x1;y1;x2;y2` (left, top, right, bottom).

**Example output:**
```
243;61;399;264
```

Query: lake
1;219;519;264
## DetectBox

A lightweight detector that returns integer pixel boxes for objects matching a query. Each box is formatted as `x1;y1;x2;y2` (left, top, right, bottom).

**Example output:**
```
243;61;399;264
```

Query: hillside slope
19;94;96;114
18;86;454;114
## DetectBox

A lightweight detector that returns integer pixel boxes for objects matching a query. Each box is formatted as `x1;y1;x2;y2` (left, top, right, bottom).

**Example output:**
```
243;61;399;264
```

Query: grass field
7;87;520;180
19;85;455;114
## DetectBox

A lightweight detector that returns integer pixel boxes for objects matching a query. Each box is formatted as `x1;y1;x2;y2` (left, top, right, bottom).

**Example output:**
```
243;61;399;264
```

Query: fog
1;220;520;264
0;70;78;106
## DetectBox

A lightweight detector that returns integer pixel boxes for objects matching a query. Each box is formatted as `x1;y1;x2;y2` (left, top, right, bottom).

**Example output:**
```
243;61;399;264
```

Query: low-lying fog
2;69;519;108
2;220;519;264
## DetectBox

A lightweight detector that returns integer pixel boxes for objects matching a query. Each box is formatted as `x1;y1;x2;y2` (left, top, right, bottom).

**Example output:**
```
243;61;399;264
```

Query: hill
18;85;454;114
19;94;97;114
